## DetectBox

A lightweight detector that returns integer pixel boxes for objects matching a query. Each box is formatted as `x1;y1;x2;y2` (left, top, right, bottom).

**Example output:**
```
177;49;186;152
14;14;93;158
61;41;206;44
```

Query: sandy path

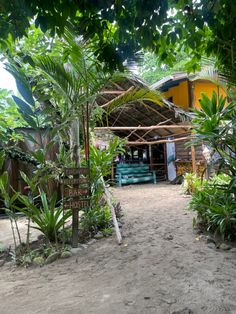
0;183;236;314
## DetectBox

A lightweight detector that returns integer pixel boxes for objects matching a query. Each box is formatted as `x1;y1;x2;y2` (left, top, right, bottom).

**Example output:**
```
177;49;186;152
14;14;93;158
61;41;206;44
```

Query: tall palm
32;28;163;164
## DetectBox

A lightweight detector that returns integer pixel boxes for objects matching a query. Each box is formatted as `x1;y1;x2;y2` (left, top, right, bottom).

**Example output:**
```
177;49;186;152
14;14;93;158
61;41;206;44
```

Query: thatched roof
96;76;192;143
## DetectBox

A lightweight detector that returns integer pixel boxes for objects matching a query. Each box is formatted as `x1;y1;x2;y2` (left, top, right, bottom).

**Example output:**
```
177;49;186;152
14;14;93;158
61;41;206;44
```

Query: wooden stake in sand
100;176;122;245
91;134;122;245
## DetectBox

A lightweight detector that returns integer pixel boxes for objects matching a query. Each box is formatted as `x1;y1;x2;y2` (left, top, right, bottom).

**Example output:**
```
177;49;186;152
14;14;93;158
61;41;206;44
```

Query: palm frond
34;55;81;107
5;62;35;106
101;87;162;114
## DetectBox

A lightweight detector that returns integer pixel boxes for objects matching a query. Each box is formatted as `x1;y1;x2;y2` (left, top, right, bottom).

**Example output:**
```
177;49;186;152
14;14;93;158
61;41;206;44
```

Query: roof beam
94;125;192;131
126;136;191;146
100;90;126;95
101;87;134;108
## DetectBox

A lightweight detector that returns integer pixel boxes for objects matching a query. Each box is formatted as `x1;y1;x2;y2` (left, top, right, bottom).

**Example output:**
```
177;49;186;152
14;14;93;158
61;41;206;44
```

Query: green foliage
18;191;71;242
104;87;163;115
0;171;20;210
138;51;192;84
182;173;205;195
0;89;25;143
189;174;236;239
190;90;236;239
0;1;170;70
80;205;111;235
0;170;22;249
192;91;236;191
90;137;125;183
1;0;236;75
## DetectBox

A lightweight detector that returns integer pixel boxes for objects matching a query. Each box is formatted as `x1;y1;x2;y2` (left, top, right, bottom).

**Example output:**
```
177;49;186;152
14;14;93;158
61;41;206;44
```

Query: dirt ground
1;183;236;314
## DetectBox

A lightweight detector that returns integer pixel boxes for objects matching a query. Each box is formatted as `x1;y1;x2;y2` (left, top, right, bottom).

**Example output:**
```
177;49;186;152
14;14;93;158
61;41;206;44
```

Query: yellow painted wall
163;79;227;110
193;80;227;109
163;81;189;110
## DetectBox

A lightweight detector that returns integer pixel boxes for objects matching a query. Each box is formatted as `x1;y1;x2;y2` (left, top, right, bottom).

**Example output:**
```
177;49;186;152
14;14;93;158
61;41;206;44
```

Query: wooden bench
115;163;157;187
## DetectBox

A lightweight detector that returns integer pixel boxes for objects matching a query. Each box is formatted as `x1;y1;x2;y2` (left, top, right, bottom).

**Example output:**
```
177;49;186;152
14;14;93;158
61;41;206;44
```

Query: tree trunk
69;119;81;248
69;119;80;166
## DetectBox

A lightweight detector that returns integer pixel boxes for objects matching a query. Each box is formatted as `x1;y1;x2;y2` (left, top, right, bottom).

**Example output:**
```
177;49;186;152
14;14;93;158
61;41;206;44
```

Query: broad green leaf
12;96;34;116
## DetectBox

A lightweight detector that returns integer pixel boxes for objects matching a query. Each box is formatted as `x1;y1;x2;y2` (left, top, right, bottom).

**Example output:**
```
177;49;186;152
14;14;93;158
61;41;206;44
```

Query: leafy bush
189;174;236;239
18;191;71;242
80;205;111;234
182;173;205;195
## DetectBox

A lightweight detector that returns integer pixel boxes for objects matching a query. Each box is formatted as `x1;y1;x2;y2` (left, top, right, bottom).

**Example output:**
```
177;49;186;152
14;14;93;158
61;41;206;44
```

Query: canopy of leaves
1;1;236;74
138;51;191;84
167;0;236;77
0;0;170;71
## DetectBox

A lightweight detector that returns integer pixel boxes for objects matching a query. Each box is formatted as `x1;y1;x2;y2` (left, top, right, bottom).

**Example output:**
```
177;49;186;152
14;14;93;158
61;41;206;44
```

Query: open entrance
119;144;167;181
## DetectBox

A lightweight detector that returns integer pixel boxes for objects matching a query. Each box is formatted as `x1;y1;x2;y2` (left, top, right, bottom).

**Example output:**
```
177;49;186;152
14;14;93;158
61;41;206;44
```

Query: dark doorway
150;144;167;180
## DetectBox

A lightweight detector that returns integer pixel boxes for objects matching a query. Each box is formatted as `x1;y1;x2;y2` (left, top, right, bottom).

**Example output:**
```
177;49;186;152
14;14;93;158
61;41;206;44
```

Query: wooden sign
64;188;89;198
62;167;90;211
64;167;89;176
64;199;90;210
63;178;88;185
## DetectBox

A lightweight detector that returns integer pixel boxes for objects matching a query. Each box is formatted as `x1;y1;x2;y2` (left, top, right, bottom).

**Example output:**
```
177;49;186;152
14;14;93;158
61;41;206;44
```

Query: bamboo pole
94;125;192;131
101;176;122;245
91;135;122;244
101;86;134;108
191;145;197;174
126;136;191;146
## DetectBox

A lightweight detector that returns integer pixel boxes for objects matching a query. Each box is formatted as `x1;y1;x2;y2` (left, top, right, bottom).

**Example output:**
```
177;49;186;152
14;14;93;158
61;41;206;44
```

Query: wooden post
164;143;167;180
102;177;122;245
191;145;197;174
72;208;79;248
70;119;80;248
149;144;153;170
91;135;122;244
111;162;114;184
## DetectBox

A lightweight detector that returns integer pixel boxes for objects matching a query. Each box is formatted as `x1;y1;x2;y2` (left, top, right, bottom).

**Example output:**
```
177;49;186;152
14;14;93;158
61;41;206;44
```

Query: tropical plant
2;26;164;252
18;191;71;243
0;88;25;143
191;91;236;191
90;137;125;183
189;174;236;239
190;90;236;239
80;205;111;235
182;172;204;195
0;170;22;251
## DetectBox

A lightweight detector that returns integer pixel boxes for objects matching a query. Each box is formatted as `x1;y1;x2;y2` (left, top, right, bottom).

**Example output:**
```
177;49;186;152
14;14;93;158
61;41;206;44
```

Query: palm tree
31;28;163;165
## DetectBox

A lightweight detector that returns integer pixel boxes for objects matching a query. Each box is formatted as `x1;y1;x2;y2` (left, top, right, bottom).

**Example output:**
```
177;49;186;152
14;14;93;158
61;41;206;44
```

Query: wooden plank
63;178;89;185
64;188;90;197
64;167;89;175
64;199;90;210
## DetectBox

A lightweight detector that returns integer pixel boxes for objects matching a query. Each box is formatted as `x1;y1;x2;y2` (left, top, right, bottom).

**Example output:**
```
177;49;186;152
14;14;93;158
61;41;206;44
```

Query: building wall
163;80;189;110
193;80;227;109
163;79;227;110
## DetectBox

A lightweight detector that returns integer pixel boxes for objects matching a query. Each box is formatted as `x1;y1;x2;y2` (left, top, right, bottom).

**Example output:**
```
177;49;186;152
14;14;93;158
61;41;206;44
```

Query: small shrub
189;174;236;239
80;205;111;235
182;173;205;195
18;191;71;242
